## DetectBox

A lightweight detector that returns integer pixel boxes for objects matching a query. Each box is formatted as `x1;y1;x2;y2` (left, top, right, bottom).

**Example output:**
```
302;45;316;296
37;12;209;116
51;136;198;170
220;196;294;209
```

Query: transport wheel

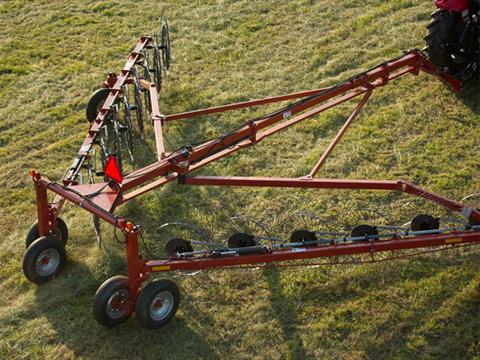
351;224;378;240
165;238;193;258
26;218;68;248
228;232;257;248
23;236;66;284
93;275;131;327
410;214;440;232
289;229;317;245
86;88;110;123
135;279;180;329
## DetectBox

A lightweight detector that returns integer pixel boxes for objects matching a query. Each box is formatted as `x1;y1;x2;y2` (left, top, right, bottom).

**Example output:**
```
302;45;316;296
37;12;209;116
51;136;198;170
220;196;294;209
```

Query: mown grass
0;0;479;359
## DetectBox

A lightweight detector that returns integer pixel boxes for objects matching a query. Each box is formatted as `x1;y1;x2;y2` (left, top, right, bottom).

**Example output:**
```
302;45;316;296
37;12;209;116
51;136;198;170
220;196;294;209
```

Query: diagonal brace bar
308;88;372;178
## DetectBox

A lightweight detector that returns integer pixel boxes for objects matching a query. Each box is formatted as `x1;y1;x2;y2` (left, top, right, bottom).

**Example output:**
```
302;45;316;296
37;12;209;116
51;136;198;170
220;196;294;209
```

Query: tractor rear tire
425;10;462;70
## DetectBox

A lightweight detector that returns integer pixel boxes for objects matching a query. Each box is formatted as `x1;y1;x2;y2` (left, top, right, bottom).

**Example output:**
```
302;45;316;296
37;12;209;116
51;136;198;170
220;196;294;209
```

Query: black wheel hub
411;214;440;231
165;238;193;258
351;224;378;239
228;233;256;248
289;229;317;244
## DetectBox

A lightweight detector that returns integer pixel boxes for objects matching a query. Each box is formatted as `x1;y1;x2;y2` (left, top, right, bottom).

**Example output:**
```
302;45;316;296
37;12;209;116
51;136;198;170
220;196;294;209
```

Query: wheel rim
35;248;60;276
106;289;129;319
50;227;62;242
149;291;174;321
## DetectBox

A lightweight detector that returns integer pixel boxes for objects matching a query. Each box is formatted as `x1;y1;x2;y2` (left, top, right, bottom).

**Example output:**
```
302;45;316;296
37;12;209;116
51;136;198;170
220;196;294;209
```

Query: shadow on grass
263;267;310;360
32;257;220;359
296;253;471;308
363;272;480;359
455;79;479;113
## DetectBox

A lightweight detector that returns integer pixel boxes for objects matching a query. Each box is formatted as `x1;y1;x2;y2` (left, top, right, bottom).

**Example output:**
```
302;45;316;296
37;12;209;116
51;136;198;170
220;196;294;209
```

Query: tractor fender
435;0;469;12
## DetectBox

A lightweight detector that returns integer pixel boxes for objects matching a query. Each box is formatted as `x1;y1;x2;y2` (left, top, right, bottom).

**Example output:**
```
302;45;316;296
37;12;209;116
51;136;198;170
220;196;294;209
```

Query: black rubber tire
425;10;463;70
93;275;131;327
86;88;110;123
411;214;440;231
26;221;40;248
23;236;66;284
25;218;68;248
135;279;180;329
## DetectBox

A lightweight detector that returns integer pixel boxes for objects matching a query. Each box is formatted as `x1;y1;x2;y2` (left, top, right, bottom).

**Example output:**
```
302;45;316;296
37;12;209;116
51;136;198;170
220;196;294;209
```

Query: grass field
1;0;480;359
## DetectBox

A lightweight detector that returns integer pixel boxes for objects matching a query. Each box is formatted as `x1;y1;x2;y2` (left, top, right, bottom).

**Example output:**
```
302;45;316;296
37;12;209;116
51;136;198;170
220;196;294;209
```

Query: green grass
1;0;480;358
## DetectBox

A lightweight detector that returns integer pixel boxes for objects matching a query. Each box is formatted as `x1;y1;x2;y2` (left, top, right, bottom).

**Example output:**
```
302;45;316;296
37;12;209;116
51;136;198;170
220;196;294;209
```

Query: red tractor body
435;0;469;12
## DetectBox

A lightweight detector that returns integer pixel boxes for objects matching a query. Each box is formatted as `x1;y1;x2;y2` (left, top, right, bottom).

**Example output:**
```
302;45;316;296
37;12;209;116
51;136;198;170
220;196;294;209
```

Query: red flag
104;154;123;183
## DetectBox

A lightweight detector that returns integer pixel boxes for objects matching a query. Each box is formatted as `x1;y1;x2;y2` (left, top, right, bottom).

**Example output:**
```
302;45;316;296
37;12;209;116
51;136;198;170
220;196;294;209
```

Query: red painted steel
145;82;167;160
308;89;372;177
120;50;461;192
435;0;469;12
125;228;145;312
28;34;477;317
33;175;53;236
33;176;125;228
145;231;480;272
163;87;331;121
182;176;401;190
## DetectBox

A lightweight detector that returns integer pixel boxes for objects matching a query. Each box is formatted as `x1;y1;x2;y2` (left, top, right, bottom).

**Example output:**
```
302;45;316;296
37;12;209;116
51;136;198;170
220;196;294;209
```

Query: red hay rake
23;21;480;329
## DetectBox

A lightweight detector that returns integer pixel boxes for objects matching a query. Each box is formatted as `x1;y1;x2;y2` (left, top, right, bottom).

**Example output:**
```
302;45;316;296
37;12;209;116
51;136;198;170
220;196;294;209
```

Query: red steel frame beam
182;176;400;190
33;44;472;236
119;49;461;195
29;36;475;305
144;231;480;272
180;176;480;222
308;89;372;177
163;87;332;121
47;36;154;220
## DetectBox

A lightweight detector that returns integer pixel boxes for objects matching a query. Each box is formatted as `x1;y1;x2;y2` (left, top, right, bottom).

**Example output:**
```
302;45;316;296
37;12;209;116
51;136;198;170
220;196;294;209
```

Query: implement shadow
263;267;311;360
31;255;219;359
455;79;480;113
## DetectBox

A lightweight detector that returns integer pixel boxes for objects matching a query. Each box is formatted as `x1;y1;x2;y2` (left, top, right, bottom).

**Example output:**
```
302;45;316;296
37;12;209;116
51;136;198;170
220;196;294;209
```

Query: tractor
426;0;480;80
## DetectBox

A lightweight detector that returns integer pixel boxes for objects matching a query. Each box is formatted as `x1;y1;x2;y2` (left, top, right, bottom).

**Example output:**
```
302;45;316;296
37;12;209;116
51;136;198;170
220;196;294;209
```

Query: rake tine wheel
139;56;152;114
119;97;134;163
160;17;171;71
282;210;336;243
130;67;145;141
144;221;213;259
152;45;162;92
221;213;271;245
149;31;163;92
